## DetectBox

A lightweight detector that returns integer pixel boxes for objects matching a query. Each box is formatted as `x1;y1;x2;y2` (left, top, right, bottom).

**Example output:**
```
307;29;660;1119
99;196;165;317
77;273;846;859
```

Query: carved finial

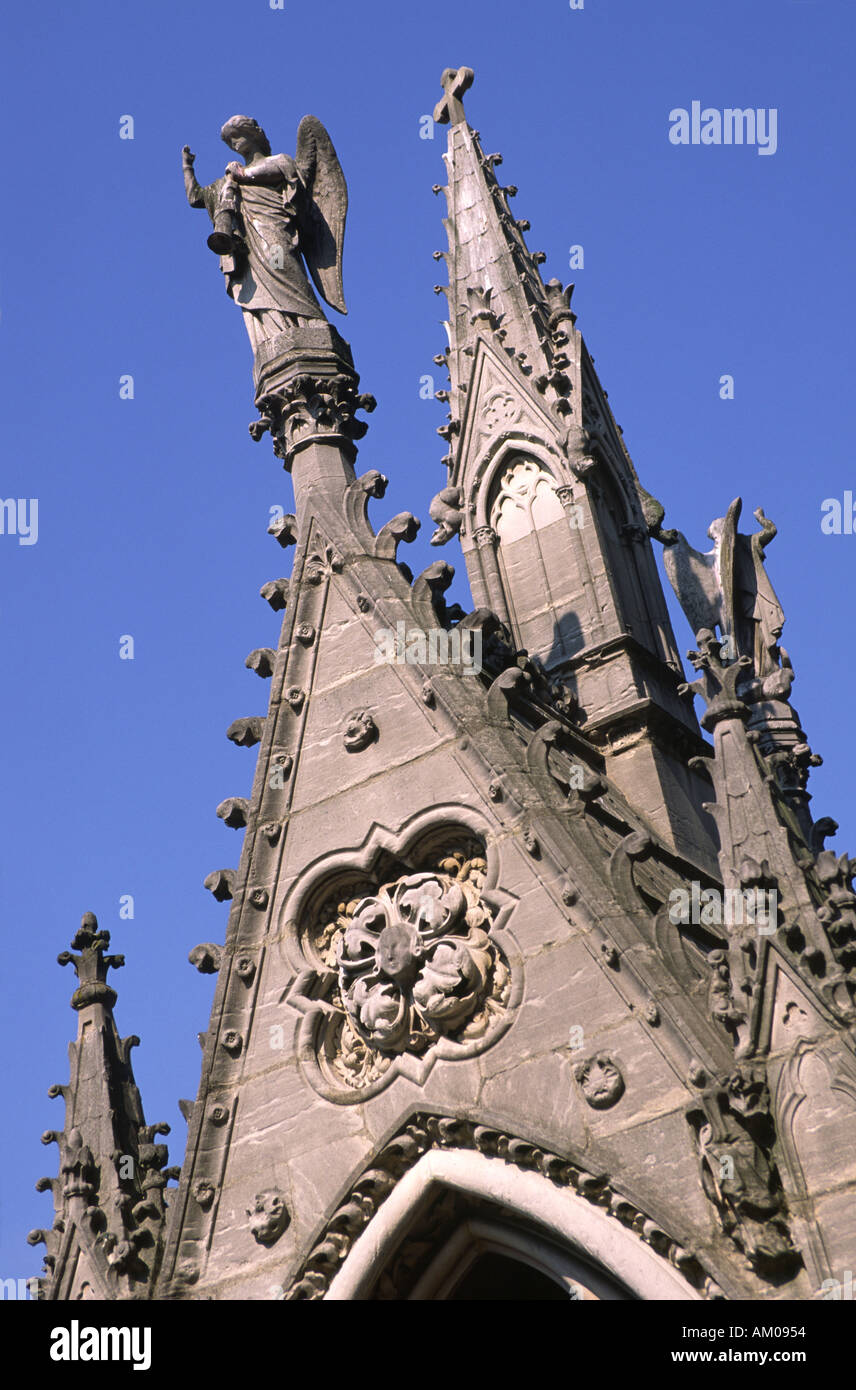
434;66;475;126
466;285;501;330
57;913;124;1012
544;278;576;324
679;629;753;731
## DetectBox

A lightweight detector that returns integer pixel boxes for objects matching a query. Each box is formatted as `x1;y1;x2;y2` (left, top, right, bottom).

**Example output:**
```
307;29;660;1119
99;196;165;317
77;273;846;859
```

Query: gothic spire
432;65;558;437
430;67;715;865
30;914;177;1299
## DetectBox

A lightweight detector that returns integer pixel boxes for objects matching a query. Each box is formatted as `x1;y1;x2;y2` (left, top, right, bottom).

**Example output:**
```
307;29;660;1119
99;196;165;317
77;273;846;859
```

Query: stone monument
30;75;856;1304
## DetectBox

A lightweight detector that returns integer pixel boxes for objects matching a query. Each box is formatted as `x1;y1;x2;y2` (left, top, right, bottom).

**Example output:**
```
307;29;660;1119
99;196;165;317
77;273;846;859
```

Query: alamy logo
50;1320;151;1372
669;882;778;933
819;1270;854;1300
669;103;778;156
821;492;856;534
0;498;38;545
374;622;482;674
1;1277;39;1299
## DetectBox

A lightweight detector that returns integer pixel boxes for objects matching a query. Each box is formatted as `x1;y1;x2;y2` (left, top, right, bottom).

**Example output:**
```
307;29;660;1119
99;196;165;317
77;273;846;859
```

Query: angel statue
662;497;786;680
182;114;347;353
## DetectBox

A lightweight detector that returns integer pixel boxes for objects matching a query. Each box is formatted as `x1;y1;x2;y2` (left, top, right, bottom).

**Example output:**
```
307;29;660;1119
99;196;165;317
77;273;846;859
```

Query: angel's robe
202;157;324;342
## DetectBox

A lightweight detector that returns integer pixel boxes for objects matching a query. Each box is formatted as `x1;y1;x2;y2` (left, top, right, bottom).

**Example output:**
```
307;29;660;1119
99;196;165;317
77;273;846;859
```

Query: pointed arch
469;434;567;532
324;1148;704;1301
283;1114;722;1300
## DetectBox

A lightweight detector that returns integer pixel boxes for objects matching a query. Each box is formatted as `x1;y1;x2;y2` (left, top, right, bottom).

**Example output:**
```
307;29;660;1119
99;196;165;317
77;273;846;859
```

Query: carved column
472;525;511;628
250;324;376;522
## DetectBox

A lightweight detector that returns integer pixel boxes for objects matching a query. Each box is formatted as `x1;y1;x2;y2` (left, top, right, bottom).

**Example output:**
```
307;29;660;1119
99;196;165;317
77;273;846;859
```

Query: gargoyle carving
429;485;464;545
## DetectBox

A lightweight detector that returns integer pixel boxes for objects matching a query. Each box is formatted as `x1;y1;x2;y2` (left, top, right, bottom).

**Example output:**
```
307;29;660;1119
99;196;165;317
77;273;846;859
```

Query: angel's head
220;115;271;160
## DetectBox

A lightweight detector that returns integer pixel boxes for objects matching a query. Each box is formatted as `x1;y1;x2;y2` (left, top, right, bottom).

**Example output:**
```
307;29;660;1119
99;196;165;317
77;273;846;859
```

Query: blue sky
2;0;854;1285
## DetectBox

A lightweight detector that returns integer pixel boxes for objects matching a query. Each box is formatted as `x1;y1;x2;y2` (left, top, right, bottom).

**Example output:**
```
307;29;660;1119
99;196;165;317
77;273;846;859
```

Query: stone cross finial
434;66;475;126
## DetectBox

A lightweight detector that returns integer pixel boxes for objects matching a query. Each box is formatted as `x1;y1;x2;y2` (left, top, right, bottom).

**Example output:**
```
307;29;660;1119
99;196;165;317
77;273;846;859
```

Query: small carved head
343;709;378;753
193;1178;216;1211
574;1054;625;1110
247;1188;290;1246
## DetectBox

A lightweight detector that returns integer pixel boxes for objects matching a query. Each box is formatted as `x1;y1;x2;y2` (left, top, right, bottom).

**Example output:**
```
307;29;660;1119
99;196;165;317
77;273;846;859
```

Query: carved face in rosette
337;872;494;1053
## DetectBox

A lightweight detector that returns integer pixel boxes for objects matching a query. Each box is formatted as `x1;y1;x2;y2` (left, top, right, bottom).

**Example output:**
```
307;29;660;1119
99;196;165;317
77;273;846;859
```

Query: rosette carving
287;843;518;1101
339;872;496;1052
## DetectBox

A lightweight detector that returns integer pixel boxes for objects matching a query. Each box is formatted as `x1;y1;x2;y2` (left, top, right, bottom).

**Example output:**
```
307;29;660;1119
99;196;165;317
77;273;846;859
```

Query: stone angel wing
662;531;726;641
715;497;742;646
295;115;347;315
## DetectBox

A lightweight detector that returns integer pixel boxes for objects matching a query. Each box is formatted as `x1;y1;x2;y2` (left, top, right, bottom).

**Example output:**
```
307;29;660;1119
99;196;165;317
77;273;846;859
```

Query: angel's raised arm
182;147;206;208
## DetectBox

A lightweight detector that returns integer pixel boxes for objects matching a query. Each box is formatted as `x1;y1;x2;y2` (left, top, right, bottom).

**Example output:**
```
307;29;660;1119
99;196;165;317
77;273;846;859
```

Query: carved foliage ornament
260;372;377;464
574;1054;625;1110
343;709;378;752
339;871;496;1052
289;845;517;1100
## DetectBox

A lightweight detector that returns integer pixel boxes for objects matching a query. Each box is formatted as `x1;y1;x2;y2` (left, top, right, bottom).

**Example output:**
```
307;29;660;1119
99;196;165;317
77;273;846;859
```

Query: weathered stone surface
182;113;347;361
35;68;856;1308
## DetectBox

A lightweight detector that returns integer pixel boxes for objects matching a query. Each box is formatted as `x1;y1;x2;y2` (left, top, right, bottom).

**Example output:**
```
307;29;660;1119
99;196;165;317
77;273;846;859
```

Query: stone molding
283;1114;724;1301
